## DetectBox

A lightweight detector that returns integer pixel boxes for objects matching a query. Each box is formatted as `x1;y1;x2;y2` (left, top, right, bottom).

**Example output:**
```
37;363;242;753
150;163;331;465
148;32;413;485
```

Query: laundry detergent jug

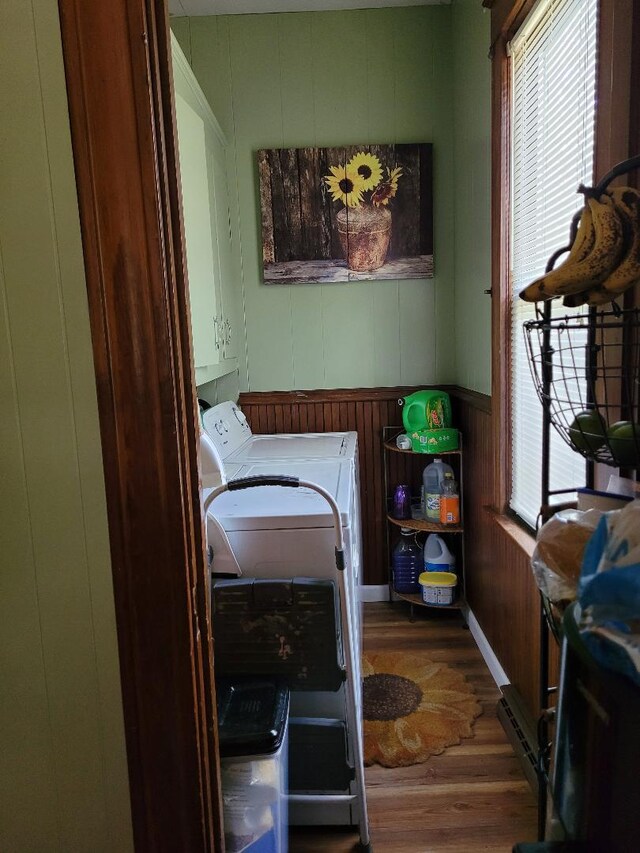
400;390;452;433
423;533;455;574
421;457;454;520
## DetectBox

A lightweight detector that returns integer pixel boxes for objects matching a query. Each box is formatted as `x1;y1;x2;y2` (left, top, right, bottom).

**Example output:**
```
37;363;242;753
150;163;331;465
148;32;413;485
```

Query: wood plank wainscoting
238;385;548;724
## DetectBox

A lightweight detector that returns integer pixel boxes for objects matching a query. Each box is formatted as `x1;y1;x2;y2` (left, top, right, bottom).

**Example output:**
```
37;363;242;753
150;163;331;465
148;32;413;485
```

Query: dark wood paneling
241;386;431;586
239;386;485;587
58;0;221;849
239;386;557;721
455;395;559;723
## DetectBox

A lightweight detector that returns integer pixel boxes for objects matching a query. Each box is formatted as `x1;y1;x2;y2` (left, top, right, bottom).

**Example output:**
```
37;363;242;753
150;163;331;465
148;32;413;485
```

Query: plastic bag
578;500;640;684
531;508;601;605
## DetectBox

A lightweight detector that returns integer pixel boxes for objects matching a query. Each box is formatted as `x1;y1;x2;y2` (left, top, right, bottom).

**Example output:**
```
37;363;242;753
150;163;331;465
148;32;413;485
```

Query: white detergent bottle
422;457;454;520
424;533;456;573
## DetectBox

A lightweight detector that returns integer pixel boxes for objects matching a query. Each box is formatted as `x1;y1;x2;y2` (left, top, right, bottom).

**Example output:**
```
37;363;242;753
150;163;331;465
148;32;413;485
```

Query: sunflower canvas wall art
258;143;433;284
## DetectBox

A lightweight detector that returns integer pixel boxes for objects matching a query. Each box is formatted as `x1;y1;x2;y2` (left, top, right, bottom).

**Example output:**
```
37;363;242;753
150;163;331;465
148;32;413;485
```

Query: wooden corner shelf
383;439;462;457
393;590;466;611
383;424;466;623
386;514;464;534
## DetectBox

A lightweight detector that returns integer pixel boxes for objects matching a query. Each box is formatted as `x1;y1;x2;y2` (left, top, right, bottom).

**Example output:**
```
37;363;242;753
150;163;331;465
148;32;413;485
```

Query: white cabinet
172;34;238;384
209;135;239;363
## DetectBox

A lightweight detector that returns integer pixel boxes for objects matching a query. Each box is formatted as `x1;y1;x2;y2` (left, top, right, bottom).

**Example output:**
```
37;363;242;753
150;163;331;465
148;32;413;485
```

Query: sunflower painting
258;143;433;284
324;163;365;207
349;151;383;192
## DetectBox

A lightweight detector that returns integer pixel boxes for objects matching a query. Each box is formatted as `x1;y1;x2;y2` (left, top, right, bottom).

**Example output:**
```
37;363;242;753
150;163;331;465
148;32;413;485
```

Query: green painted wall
174;6;457;393
0;1;134;849
452;0;492;395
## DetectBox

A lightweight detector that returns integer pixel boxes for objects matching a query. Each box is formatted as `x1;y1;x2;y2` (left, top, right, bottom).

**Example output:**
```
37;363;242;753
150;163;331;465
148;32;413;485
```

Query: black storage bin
550;604;640;851
217;677;289;757
212;578;345;691
288;717;354;793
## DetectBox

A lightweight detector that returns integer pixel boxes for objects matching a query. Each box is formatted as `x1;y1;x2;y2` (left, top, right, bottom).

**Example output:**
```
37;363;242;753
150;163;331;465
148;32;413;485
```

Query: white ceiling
169;1;450;17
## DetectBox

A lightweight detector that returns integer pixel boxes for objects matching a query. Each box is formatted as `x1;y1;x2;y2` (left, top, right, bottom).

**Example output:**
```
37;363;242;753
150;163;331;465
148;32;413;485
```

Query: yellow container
418;571;457;606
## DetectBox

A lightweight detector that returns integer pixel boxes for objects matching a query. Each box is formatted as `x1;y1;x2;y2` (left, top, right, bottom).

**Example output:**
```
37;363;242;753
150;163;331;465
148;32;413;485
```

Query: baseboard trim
359;584;389;602
464;606;510;687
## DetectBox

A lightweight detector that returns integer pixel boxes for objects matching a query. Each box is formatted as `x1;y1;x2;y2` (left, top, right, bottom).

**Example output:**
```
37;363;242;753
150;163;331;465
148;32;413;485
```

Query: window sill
484;505;536;560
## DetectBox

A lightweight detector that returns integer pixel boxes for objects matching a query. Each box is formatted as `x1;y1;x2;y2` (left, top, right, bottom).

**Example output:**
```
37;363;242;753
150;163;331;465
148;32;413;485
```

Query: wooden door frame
57;1;222;849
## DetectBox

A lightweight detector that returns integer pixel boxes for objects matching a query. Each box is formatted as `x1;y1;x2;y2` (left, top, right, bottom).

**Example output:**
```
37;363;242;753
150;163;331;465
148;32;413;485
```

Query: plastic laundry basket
217;677;290;853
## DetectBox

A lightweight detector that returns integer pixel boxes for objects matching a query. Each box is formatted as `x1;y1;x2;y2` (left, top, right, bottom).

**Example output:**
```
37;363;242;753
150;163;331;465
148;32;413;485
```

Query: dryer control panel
202;401;252;460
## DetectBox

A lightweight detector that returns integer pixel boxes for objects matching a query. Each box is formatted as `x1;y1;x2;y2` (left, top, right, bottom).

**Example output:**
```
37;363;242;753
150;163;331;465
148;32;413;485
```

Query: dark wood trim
591;0;638;490
490;31;512;515
448;385;493;415
487;506;536;559
57;1;222;850
239;384;492;413
239;385;429;405
593;0;635;184
632;0;640;165
489;0;536;49
488;0;540;516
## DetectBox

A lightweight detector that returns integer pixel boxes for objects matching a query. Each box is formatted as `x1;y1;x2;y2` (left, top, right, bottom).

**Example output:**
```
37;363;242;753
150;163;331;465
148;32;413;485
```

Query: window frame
489;0;639;523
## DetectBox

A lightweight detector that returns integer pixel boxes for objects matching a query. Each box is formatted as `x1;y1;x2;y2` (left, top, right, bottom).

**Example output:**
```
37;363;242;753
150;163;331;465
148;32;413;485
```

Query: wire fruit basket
522;154;640;470
524;306;640;468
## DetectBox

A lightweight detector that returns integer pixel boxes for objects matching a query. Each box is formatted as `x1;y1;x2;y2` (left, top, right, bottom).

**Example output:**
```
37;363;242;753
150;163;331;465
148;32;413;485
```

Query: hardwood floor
289;603;537;853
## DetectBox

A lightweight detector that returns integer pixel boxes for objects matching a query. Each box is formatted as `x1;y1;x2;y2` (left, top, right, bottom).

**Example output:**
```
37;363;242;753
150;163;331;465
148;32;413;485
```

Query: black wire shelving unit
521;154;640;840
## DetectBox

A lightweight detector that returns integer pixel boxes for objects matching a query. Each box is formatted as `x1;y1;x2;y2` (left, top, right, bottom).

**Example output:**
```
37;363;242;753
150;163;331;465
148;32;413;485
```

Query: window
509;0;598;529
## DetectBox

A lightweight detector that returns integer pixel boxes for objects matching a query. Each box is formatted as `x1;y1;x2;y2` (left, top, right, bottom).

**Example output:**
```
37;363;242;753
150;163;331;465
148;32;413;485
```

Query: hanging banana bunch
519;180;640;306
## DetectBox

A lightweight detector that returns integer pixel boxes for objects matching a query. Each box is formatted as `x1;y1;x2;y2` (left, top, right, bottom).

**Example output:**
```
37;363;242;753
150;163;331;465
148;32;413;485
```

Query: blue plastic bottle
392;529;423;594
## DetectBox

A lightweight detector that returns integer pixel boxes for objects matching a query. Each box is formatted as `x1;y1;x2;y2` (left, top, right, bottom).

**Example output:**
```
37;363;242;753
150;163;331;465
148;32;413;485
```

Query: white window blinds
509;0;598;528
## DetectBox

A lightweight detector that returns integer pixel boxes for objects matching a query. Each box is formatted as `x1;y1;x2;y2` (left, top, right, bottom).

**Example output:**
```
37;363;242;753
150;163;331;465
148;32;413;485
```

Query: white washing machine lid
205;459;353;531
226;431;357;463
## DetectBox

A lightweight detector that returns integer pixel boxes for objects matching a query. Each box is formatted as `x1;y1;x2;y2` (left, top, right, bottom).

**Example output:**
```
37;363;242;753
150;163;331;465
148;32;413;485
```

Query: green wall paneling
452;0;492;395
1;1;133;849
175;5;458;393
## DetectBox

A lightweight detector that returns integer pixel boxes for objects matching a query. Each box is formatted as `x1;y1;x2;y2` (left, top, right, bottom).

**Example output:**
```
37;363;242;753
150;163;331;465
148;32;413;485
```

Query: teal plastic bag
578;501;640;684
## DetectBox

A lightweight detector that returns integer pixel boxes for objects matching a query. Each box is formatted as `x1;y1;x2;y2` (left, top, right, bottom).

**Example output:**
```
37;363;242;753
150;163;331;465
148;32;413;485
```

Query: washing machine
202;400;358;466
202;399;364;671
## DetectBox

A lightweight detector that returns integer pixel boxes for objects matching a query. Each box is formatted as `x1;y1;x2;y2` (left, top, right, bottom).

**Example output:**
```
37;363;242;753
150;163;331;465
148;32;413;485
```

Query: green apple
568;410;607;454
607;421;640;468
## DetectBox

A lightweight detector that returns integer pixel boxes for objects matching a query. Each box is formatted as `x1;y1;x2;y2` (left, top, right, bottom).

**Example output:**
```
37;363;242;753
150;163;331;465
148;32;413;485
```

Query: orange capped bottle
439;472;460;525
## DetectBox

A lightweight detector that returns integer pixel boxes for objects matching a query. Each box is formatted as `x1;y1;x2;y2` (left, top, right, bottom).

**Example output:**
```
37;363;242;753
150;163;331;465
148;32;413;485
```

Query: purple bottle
392;485;412;519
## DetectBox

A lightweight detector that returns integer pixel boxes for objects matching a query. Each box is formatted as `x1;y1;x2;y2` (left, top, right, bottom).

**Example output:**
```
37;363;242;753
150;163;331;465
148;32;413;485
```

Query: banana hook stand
530;153;640;840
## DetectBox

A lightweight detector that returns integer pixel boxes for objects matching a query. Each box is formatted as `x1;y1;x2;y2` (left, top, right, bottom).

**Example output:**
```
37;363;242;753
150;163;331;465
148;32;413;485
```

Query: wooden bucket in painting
337;206;391;272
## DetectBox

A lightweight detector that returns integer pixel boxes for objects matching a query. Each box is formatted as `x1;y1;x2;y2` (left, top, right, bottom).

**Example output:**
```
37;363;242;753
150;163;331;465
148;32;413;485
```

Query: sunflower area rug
362;652;482;768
